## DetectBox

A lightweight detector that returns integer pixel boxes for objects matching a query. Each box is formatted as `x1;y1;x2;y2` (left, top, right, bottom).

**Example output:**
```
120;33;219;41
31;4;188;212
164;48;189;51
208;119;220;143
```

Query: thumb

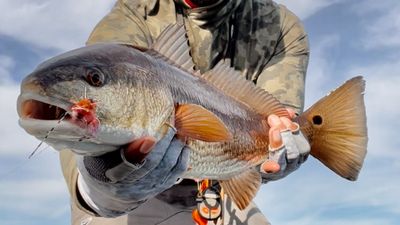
261;161;280;173
123;136;156;164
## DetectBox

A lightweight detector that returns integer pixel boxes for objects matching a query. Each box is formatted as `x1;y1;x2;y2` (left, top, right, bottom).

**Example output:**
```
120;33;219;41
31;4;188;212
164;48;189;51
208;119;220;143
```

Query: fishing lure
28;87;99;158
70;98;100;136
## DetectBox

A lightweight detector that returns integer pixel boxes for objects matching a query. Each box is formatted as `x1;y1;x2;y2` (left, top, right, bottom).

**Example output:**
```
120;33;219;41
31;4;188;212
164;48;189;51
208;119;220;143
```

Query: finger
268;114;286;131
282;158;300;175
286;107;297;119
155;140;187;185
292;131;311;163
280;131;299;163
160;126;177;143
124;136;156;164
261;161;281;173
269;127;283;149
174;147;190;174
162;147;190;186
281;117;299;132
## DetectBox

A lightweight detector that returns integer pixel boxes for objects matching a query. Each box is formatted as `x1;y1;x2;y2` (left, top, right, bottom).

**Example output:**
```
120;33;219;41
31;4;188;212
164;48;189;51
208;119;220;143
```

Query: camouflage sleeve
86;0;153;47
87;0;178;47
255;4;309;114
59;150;99;217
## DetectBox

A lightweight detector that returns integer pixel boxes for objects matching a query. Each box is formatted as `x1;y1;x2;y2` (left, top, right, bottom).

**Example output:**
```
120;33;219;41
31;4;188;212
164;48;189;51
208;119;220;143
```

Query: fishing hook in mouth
28;112;68;159
27;87;100;158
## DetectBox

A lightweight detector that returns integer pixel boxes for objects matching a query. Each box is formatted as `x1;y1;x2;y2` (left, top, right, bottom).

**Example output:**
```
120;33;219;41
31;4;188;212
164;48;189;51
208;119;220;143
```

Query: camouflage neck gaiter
176;0;241;72
231;1;281;80
179;0;240;28
176;0;280;80
178;0;219;8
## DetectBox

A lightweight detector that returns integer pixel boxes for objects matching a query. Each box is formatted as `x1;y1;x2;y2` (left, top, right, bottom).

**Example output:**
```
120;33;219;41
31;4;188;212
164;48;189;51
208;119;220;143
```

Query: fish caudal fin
298;76;368;181
219;169;261;210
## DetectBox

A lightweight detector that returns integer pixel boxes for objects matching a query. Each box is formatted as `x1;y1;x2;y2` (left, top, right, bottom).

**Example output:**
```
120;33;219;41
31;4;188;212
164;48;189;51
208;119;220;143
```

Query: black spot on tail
312;115;323;125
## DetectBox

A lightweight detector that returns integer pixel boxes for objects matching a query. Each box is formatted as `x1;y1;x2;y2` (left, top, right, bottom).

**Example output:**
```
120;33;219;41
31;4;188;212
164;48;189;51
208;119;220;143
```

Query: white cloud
0;0;347;53
354;0;397;13
0;85;39;156
0;55;15;85
275;0;346;20
0;2;112;223
0;178;69;218
0;55;38;156
285;216;393;225
255;157;400;225
0;0;113;51
347;58;400;159
304;34;341;106
355;0;400;49
0;83;69;223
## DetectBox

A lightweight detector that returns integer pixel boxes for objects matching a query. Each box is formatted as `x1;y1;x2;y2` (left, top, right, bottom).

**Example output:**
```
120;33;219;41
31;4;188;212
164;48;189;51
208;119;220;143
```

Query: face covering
176;0;241;28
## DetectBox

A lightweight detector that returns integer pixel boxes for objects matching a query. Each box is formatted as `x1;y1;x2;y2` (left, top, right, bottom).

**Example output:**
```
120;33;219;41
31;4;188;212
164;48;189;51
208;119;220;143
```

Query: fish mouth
17;92;72;123
17;92;127;155
17;92;84;140
17;92;99;144
20;98;70;121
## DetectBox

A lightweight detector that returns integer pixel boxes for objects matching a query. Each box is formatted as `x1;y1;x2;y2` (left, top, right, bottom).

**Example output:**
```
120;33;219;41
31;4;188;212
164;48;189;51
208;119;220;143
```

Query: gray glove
260;125;310;182
76;127;190;217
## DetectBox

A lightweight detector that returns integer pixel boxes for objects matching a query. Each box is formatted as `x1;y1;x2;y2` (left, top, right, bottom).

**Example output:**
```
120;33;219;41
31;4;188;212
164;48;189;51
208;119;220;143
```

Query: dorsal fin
202;60;290;118
148;23;197;73
148;24;288;118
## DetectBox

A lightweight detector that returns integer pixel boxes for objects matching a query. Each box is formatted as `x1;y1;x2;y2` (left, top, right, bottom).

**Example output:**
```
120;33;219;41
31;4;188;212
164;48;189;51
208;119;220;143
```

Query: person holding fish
16;0;367;225
64;0;311;224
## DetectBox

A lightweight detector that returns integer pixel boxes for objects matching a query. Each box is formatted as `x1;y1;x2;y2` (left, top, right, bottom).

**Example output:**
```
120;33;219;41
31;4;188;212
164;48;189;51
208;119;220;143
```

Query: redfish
17;24;367;209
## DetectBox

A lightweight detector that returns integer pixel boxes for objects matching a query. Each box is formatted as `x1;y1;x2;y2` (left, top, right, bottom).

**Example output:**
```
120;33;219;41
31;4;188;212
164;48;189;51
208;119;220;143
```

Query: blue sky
0;0;399;225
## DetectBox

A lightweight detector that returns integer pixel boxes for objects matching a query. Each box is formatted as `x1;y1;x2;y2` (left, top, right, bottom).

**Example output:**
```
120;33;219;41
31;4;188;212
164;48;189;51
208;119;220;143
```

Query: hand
123;136;157;165
76;126;190;216
260;108;310;181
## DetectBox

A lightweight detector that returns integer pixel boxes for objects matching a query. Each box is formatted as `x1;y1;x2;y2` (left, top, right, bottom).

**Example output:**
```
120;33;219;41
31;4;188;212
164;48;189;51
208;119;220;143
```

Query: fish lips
17;92;123;155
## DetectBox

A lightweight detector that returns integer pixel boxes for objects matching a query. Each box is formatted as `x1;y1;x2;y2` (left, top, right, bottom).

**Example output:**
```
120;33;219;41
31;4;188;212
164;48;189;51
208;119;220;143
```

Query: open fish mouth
17;92;72;122
17;92;84;138
17;93;122;155
17;92;136;155
20;99;70;121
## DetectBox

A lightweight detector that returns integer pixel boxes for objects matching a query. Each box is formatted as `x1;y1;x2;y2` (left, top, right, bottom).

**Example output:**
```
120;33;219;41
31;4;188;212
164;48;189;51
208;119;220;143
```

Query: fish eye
85;68;104;87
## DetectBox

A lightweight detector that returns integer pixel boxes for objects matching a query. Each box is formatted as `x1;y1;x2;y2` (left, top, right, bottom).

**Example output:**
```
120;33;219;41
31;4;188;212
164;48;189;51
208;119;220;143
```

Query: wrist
76;171;144;218
81;148;146;184
104;148;146;183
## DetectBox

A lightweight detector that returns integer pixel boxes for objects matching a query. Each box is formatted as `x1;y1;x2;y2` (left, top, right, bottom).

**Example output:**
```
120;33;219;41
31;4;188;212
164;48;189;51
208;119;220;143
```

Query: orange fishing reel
192;180;222;225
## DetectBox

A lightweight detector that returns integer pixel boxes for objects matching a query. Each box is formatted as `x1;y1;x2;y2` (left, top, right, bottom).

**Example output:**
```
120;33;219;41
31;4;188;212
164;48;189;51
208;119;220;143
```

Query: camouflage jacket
62;0;309;223
87;0;309;113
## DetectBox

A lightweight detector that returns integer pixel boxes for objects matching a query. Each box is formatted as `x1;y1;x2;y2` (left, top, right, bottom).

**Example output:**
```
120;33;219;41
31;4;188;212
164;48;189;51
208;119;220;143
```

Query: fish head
17;43;174;156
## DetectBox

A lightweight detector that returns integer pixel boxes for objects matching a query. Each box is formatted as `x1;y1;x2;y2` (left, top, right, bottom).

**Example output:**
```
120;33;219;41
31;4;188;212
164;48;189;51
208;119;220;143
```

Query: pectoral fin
219;169;261;210
175;104;232;142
